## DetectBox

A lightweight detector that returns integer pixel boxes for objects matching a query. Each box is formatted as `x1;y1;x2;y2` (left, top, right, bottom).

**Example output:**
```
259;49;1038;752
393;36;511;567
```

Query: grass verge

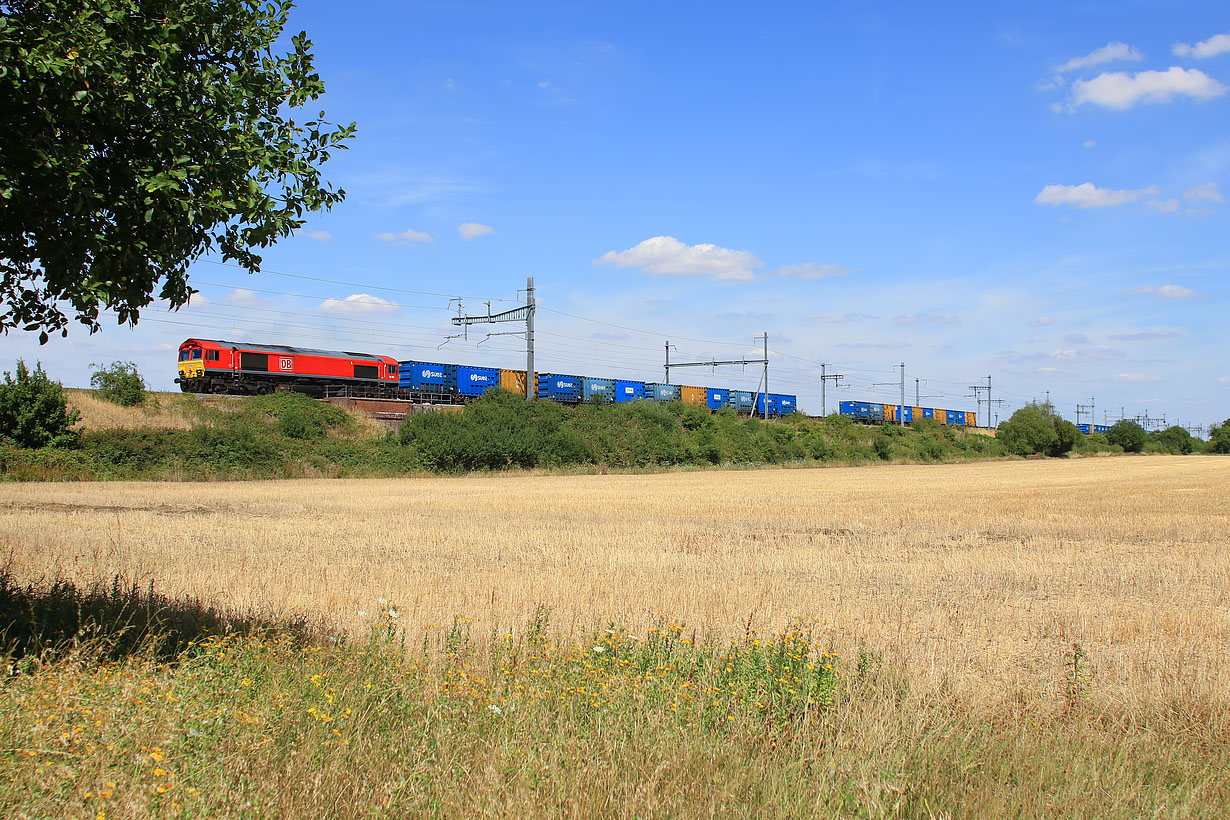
2;596;1227;819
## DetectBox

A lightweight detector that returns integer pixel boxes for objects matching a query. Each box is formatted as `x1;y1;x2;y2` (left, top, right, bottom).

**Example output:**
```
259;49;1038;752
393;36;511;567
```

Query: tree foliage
0;0;356;340
1208;420;1230;455
997;402;1080;457
90;360;146;406
1106;420;1147;453
0;360;79;447
1149;425;1193;455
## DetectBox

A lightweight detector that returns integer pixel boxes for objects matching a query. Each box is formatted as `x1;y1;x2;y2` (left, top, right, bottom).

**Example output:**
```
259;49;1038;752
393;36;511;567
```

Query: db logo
278;357;293;371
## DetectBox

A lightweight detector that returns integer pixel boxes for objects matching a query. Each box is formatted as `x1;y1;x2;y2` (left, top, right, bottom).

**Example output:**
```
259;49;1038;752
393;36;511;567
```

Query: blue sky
5;0;1229;429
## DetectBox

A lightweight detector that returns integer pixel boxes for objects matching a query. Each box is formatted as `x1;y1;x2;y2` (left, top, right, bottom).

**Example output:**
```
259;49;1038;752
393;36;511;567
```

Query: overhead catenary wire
165;263;1094;418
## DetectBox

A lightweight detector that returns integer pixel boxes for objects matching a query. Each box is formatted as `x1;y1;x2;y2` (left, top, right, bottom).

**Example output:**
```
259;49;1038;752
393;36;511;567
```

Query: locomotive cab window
206;350;219;361
386;364;396;376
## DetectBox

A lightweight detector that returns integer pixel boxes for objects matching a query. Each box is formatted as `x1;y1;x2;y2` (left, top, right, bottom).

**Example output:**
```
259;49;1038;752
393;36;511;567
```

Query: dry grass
65;389;204;431
64;389;387;439
2;456;1227;704
2;456;1229;818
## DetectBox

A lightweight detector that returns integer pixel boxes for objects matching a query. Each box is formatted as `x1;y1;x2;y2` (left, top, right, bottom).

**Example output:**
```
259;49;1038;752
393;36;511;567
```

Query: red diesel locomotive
175;338;398;395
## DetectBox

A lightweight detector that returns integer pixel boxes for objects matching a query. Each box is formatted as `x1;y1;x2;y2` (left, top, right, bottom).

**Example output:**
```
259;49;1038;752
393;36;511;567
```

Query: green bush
1209;420;1230;455
246;391;352;440
0;360;79;448
997;403;1079;457
1106;420;1147;454
90;361;147;406
1148;426;1194;455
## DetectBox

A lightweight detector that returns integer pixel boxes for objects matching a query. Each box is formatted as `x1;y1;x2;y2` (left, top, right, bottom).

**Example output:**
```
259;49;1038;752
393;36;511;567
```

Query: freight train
839;400;979;427
175;338;798;416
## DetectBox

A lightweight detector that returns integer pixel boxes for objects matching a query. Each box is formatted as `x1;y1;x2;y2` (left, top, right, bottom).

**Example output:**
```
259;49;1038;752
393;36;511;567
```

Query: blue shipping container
946;410;965;425
644;383;681;402
706;388;730;409
889;405;912;423
734;390;754;410
615;380;645;402
755;394;780;415
399;361;457;392
921;407;935;419
537;373;582;402
1077;423;1091;434
582;377;615;402
777;394;797;414
456;365;500;396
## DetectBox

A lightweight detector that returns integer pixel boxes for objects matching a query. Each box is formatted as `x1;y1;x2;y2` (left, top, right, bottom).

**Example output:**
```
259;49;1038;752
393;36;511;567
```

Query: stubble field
2;456;1229;818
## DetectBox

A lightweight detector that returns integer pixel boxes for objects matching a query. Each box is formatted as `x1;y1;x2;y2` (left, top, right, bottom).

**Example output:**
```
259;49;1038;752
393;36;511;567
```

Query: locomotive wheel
211;382;228;395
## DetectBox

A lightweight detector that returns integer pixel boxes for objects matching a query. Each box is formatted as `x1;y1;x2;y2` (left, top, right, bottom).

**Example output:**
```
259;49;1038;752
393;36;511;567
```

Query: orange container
935;409;948;425
680;385;706;405
499;369;537;397
882;404;896;423
965;411;977;426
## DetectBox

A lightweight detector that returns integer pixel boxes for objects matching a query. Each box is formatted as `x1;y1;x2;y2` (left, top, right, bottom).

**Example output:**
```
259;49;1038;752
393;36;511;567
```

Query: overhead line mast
450;276;537;400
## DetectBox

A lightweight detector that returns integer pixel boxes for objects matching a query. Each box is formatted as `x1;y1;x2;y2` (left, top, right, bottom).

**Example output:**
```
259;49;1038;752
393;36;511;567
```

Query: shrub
1209;420;1230;455
246;391;352;440
90;361;147;406
1148;426;1194;455
873;433;892;460
0;360;79;448
997;403;1078;457
1106;420;1147;454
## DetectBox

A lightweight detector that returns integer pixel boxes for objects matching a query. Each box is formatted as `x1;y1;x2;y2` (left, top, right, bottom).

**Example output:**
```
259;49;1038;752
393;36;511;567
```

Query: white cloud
1026;315;1053;327
1071;67;1226;109
1083;139;1097;148
775;262;851;280
374;228;435;244
1220;376;1230;386
1107;330;1183;341
1056;42;1142;75
1147;199;1181;213
303;230;332;241
1034;182;1158;208
1126;284;1207;300
837;340;910;350
319;294;400;316
1183;182;1223;204
1115;373;1162;383
894;313;958;325
803;312;877;323
226;288;263;307
1173;33;1230;59
457;222;494;240
594;236;762;281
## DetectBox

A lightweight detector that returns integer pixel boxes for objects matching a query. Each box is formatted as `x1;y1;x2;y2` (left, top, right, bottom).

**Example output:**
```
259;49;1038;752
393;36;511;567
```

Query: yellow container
935;409;947;425
499;369;536;397
910;406;924;423
965;411;977;427
882;404;896;423
680;385;706;405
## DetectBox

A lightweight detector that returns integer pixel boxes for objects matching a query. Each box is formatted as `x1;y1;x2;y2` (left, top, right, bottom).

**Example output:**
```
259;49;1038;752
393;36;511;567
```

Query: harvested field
3;455;1229;819
3;456;1227;702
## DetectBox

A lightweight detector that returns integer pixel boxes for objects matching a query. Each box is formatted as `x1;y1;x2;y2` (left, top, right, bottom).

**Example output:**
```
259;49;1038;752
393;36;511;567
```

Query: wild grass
1;457;1228;817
